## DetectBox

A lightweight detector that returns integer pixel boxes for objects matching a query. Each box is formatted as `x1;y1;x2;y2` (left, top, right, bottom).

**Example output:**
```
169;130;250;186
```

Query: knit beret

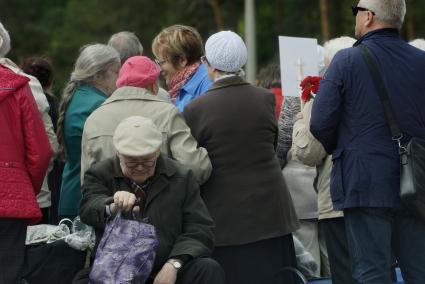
116;56;160;88
205;31;247;73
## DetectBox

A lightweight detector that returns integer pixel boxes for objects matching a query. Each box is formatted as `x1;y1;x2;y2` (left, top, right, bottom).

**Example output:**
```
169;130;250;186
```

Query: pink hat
116;56;160;88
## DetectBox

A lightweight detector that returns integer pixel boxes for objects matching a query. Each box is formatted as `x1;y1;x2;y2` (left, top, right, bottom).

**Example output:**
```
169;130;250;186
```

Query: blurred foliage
0;0;424;95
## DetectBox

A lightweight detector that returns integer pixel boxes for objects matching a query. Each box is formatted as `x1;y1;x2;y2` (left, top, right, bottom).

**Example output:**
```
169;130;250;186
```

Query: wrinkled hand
153;263;178;284
110;191;136;214
294;112;303;123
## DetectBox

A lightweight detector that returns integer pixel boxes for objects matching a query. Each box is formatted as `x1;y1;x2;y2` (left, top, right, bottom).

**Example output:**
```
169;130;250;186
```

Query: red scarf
168;62;200;103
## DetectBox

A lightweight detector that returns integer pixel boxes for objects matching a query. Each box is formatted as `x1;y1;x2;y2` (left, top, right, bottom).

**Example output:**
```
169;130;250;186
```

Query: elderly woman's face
118;151;159;184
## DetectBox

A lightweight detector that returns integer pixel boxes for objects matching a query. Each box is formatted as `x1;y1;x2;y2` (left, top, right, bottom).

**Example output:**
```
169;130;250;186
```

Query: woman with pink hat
81;55;211;187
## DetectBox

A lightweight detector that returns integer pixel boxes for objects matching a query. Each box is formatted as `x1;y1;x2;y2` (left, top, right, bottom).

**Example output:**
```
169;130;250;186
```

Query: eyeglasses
200;55;209;65
124;159;157;170
154;58;167;66
119;154;158;170
351;5;375;16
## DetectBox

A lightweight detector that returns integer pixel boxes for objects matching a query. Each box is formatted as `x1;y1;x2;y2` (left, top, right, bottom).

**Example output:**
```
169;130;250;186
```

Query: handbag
359;44;425;221
89;212;159;284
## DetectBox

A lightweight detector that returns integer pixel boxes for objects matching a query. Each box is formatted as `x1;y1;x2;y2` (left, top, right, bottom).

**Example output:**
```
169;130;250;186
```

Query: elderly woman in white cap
77;116;224;284
183;31;299;284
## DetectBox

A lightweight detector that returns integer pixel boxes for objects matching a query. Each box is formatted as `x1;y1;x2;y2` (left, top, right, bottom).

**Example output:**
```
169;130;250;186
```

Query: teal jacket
59;84;107;217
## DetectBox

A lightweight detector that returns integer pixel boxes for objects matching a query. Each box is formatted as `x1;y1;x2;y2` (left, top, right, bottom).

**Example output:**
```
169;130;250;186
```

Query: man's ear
365;11;374;27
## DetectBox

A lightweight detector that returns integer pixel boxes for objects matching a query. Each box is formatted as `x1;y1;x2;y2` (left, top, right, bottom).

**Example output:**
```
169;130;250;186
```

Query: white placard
279;36;319;97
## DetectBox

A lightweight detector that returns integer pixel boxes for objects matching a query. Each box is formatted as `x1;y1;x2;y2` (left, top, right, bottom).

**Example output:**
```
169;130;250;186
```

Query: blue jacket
310;29;425;209
175;64;212;112
59;84;107;216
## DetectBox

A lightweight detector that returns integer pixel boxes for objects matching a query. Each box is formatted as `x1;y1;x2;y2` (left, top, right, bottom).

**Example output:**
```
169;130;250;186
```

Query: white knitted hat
205;31;247;73
113;116;162;157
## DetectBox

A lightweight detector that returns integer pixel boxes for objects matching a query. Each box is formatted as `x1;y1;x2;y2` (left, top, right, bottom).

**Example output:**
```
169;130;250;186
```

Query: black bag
399;137;425;219
22;240;86;284
359;44;425;221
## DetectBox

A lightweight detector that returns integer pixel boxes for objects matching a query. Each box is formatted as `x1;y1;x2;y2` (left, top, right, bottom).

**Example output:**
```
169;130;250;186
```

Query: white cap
205;30;247;73
113;116;162;156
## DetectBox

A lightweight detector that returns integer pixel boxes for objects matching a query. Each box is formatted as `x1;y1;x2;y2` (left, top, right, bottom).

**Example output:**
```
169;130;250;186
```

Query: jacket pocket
330;148;344;205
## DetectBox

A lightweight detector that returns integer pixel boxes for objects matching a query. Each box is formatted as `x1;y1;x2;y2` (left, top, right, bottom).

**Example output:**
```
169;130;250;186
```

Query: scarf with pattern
168;62;200;103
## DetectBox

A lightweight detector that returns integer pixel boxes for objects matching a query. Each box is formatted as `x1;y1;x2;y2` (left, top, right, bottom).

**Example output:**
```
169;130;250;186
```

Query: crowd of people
0;0;425;283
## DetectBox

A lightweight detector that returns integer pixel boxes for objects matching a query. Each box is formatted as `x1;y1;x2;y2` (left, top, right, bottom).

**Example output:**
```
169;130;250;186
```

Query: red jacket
0;65;52;223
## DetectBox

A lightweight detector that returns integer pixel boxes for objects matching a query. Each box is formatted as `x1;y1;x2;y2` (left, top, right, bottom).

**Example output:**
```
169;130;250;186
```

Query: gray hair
409;39;425;51
324;36;356;63
0;21;11;57
108;31;143;64
57;43;120;159
360;0;406;29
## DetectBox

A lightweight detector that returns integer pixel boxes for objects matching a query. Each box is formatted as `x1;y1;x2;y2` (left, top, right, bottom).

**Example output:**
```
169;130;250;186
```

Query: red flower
300;76;322;102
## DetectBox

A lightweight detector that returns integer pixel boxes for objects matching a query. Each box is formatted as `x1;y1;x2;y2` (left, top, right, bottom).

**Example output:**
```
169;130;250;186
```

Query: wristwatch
167;259;183;271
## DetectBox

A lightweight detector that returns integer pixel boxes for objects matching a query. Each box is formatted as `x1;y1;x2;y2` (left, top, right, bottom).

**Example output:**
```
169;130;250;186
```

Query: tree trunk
209;0;224;31
406;0;415;40
319;0;329;43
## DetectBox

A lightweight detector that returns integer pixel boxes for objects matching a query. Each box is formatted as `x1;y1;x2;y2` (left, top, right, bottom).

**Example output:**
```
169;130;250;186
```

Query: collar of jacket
207;75;249;92
102;86;164;106
354;28;399;46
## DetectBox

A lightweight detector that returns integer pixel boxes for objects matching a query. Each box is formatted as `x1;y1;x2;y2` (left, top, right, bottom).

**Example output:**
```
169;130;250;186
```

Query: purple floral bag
89;212;158;284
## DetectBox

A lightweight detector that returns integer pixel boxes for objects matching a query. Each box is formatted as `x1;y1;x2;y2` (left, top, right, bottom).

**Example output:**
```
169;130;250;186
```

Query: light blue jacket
175;64;212;112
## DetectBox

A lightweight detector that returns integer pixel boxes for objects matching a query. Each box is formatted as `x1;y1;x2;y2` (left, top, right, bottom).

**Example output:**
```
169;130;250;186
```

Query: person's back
184;76;299;245
310;1;425;283
313;31;425;209
186;82;279;185
0;65;52;220
0;64;52;283
81;56;211;185
82;86;210;178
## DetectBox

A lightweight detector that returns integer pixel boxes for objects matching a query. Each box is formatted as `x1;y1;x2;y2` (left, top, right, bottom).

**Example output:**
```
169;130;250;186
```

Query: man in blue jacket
310;0;425;283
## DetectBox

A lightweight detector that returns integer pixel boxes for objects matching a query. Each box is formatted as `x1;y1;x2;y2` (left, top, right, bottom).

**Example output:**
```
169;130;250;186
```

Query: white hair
0;21;11;57
409;39;425;52
361;0;406;30
324;36;356;63
108;31;143;64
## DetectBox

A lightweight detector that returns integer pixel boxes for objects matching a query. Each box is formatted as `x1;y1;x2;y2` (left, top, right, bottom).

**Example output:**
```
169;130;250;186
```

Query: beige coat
81;86;212;184
292;100;343;220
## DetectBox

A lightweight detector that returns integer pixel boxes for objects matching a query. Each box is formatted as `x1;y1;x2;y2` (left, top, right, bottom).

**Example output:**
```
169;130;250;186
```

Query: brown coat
184;76;299;246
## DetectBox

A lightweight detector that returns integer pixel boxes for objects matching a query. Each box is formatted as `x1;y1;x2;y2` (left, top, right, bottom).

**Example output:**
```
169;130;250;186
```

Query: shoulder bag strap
358;44;406;153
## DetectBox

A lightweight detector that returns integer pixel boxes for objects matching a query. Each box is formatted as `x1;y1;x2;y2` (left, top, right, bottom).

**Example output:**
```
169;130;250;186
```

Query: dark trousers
0;218;27;284
320;217;356;284
344;207;425;284
73;257;225;284
212;234;297;284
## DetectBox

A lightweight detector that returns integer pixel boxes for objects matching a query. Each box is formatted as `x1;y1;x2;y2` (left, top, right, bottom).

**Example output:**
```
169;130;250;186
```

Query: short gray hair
108;31;143;64
361;0;406;29
324;36;356;63
409;39;425;51
0;21;11;57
